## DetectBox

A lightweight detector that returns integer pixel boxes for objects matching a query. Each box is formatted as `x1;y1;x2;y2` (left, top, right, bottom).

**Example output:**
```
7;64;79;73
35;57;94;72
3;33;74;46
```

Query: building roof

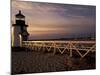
19;30;29;36
15;10;25;18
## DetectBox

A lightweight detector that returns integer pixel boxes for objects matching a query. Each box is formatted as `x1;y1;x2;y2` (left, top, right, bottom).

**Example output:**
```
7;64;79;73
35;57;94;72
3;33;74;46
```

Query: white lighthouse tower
12;10;29;47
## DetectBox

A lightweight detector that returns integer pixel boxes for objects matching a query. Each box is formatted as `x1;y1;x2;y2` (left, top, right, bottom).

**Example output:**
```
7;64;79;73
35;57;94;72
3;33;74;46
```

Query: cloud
11;1;96;39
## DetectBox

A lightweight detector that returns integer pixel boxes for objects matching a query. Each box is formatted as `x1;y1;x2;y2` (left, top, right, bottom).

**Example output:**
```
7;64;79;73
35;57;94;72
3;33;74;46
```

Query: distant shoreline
28;39;95;41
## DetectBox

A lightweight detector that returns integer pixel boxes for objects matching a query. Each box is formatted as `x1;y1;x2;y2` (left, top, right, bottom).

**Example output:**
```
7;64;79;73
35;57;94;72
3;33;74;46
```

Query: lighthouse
12;10;29;47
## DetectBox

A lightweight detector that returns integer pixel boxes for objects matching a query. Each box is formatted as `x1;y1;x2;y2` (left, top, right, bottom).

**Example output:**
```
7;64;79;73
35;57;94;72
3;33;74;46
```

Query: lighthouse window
16;17;25;20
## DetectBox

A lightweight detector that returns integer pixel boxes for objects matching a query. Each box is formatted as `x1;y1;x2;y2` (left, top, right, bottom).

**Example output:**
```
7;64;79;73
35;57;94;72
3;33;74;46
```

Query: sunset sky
11;0;96;40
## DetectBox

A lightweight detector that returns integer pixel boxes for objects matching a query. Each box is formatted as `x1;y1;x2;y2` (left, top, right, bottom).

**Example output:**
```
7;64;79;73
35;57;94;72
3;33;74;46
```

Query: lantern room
15;10;25;25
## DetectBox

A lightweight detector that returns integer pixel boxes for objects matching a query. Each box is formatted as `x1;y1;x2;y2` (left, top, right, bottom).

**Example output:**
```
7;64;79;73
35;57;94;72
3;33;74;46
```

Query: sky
11;0;96;40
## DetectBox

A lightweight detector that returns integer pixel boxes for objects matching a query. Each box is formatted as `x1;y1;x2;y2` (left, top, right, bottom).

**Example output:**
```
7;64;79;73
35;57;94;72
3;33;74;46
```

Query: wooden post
69;42;72;57
53;42;56;55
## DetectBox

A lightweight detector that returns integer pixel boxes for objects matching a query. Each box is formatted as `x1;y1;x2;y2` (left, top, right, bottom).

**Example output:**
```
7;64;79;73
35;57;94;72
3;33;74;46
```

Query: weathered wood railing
22;41;96;58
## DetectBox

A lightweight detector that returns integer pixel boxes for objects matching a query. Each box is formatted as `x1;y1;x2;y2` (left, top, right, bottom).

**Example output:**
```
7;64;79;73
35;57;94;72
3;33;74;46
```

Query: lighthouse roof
15;10;25;18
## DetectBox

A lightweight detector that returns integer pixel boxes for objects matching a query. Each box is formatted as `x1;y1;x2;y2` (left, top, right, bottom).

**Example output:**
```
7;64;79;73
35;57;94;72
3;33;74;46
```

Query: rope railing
22;41;96;58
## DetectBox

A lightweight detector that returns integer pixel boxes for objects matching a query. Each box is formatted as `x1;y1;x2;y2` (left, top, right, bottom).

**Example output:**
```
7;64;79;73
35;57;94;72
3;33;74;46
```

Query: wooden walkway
22;41;96;58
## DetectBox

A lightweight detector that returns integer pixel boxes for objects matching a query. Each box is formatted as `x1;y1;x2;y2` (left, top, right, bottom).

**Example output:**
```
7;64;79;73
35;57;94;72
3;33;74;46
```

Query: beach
12;48;95;74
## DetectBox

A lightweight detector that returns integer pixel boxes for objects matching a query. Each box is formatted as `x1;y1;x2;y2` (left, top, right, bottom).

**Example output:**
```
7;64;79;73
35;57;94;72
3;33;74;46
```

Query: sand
12;48;95;74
